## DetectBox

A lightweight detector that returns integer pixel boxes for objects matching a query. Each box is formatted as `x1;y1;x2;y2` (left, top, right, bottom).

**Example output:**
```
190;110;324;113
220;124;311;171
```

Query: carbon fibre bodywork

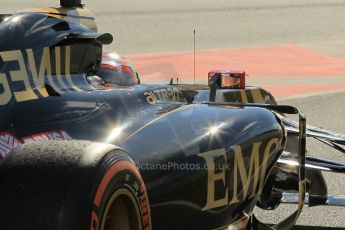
0;6;287;230
182;84;345;217
1;3;345;230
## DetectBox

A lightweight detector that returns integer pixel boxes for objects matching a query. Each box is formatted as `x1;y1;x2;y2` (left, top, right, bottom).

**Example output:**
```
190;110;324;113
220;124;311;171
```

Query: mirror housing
87;75;106;89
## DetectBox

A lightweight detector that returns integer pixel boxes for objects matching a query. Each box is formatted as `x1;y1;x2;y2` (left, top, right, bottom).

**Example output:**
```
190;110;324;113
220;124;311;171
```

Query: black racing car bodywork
0;2;345;230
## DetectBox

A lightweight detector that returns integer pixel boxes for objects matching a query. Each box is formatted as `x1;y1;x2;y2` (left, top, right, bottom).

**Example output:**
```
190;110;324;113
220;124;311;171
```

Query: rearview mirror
86;75;105;88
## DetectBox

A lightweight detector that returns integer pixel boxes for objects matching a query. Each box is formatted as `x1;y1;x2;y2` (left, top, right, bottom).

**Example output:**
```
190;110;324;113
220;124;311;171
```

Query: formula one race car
1;1;345;230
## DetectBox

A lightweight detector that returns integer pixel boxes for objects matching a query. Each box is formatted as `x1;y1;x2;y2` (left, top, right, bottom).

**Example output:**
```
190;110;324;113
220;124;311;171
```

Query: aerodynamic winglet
67;32;113;45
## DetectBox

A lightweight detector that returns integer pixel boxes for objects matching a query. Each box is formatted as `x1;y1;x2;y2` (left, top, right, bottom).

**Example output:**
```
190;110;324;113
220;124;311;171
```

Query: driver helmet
97;51;139;87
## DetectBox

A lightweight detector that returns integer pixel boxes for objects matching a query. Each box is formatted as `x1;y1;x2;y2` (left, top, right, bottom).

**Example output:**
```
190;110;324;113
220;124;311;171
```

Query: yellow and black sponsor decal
144;87;184;105
198;138;280;211
0;46;80;106
222;87;274;104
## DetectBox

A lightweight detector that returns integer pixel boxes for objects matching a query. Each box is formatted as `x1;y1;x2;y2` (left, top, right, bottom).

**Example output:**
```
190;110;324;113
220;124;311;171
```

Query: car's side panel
121;104;284;229
0;82;285;229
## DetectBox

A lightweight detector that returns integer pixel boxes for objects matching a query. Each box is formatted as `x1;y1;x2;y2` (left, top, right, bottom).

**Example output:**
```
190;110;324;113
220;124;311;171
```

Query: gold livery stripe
250;88;264;103
19;7;97;32
240;90;248;103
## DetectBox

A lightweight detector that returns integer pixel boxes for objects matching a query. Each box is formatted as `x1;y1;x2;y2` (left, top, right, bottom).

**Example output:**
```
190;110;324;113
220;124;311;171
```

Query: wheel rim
101;189;141;230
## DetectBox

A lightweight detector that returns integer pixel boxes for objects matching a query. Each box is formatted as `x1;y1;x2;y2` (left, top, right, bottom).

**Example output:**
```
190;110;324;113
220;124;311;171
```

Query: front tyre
91;153;151;230
0;141;151;230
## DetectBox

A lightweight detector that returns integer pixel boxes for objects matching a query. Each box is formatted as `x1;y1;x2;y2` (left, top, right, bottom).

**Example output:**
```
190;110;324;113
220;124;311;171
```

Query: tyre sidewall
90;151;151;230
